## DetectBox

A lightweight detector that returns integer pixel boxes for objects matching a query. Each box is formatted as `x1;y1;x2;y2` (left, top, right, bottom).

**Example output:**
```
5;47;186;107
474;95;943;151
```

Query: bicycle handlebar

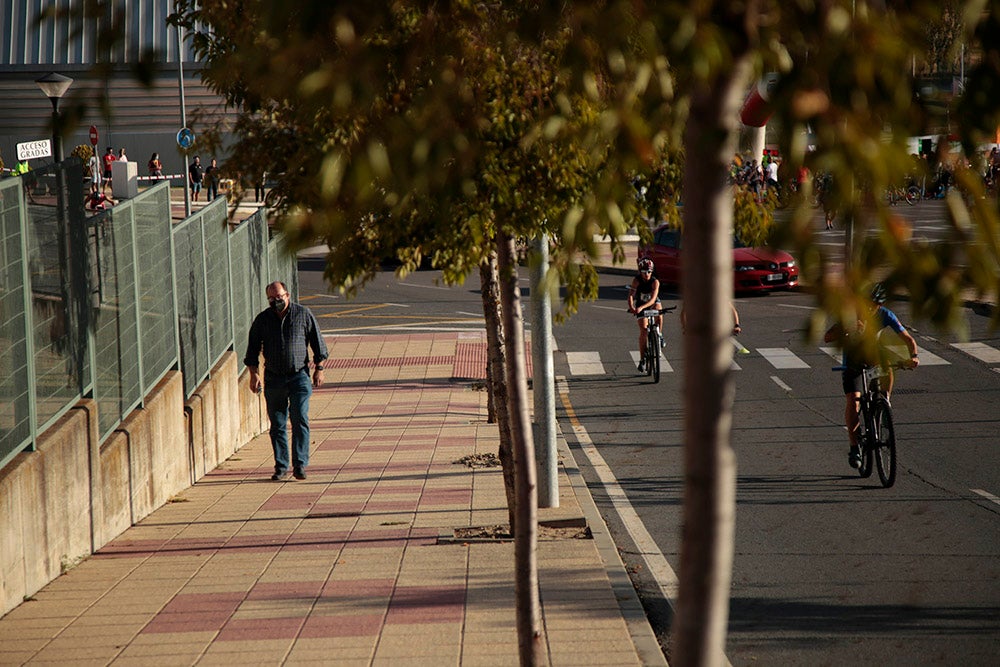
831;360;916;372
631;305;677;317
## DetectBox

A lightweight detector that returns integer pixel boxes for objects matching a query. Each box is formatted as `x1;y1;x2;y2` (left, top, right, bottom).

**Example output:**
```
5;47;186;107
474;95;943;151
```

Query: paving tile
0;333;649;666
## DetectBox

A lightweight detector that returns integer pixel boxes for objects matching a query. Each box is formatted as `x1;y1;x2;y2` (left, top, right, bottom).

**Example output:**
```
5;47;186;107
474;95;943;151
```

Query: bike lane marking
971;489;1000;508
556;377;730;667
556;381;680;604
770;375;793;392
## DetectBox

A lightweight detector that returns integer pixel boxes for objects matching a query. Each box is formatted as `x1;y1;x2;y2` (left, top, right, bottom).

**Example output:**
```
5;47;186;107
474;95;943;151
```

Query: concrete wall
0;357;266;617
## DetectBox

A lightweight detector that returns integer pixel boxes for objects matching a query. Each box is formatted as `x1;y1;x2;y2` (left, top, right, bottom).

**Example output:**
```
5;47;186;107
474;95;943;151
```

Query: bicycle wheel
872;398;897;487
906;185;921;204
651;338;661;383
857;410;874;478
645;330;656;378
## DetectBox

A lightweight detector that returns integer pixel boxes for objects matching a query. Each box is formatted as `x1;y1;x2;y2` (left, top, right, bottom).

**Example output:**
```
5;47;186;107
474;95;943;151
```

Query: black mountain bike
635;306;676;383
833;361;910;487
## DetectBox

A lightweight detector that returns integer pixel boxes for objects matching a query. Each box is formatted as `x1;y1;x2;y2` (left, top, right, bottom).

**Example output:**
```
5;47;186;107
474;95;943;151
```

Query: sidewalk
0;332;665;666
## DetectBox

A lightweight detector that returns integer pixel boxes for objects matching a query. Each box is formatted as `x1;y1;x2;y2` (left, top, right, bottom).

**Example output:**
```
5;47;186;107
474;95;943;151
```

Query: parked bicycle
886;184;917;206
831;360;911;487
634;305;676;383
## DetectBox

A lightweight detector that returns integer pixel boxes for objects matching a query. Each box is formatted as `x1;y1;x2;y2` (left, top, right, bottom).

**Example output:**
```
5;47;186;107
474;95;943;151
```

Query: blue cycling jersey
841;306;906;367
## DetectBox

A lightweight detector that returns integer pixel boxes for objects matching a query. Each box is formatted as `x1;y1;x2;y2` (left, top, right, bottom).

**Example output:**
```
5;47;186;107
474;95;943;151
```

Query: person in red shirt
102;147;116;195
86;190;116;211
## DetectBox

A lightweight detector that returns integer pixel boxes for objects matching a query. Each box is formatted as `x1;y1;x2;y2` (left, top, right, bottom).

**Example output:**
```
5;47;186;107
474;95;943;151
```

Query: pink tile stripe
385;586;465;625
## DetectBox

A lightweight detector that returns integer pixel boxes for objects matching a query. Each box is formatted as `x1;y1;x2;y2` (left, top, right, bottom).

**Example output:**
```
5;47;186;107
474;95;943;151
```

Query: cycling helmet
638;257;654;273
869;282;887;304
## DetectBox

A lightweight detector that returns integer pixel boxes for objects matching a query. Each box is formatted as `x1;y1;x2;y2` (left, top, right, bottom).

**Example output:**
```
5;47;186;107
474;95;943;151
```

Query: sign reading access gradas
17;140;52;161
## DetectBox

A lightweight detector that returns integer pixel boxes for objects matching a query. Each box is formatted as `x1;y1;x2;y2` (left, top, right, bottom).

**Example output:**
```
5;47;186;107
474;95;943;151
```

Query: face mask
269;297;285;313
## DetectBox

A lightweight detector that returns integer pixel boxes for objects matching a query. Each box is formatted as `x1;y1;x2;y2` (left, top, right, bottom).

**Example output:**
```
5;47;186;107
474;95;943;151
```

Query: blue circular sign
176;127;195;149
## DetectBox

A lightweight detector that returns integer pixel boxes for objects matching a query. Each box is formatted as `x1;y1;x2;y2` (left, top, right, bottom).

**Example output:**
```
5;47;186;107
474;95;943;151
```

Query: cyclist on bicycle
628;257;663;373
824;283;919;469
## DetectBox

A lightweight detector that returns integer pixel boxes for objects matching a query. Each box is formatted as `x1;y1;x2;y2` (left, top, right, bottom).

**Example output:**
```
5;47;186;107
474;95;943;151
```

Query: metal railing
0;160;298;468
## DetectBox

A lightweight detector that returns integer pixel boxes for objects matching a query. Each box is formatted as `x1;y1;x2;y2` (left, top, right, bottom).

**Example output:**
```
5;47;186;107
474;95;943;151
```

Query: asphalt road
552;280;1000;666
295;207;1000;665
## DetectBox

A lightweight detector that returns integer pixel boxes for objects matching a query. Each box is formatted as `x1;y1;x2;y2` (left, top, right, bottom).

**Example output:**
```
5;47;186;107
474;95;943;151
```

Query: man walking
244;281;328;480
189;155;203;202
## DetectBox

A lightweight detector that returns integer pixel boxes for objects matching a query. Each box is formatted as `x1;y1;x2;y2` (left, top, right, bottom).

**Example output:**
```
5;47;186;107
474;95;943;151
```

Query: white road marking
628;350;674;373
971;489;1000;507
890;344;949;366
771;376;793;392
821;345;949;366
557;381;680;603
758;347;810;369
567;351;606;375
951;342;1000;364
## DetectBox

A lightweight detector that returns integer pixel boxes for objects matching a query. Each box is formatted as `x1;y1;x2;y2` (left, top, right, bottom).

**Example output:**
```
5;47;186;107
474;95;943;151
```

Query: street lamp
35;72;73;162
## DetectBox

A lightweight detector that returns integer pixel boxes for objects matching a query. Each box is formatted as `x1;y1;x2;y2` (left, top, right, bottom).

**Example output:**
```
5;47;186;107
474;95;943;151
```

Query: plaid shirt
244;302;328;375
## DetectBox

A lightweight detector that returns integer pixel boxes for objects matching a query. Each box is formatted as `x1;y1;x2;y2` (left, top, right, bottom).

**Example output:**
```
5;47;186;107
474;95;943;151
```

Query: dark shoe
271;470;290;481
637;360;646;373
848;447;862;469
293;468;306;480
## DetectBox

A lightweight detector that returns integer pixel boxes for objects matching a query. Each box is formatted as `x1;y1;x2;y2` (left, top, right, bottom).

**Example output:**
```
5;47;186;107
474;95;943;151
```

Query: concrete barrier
0;358;267;617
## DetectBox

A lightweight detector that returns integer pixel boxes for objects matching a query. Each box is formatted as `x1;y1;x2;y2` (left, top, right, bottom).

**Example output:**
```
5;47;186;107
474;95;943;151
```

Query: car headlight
735;265;756;272
786;260;796;268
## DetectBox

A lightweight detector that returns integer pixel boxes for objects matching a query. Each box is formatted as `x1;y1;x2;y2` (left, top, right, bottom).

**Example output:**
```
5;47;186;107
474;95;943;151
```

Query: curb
558;433;669;666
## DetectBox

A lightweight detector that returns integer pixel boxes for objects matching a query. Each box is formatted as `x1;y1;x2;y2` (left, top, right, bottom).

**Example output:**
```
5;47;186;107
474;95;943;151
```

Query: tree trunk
497;231;541;667
671;57;753;667
480;250;517;529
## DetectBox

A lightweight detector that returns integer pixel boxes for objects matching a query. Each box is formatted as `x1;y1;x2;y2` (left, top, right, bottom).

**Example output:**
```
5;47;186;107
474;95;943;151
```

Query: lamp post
35;72;73;163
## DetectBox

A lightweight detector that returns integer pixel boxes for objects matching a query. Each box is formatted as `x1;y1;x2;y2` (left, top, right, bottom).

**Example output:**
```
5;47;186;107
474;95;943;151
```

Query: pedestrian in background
88;151;101;194
118;147;128;162
254;172;266;202
13;158;36;203
148;153;163;180
189;155;203;202
205;158;220;200
102;146;115;194
244;281;328;481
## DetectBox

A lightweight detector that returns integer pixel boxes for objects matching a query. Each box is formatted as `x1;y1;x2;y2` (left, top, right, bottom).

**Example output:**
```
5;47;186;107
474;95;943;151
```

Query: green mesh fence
133;183;178;392
0;178;32;468
91;204;143;440
1;170;295;472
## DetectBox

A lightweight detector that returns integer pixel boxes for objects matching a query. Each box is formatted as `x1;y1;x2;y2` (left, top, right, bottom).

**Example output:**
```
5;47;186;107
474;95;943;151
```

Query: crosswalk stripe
562;341;981;377
757;347;810;369
821;345;949;366
566;351;606;375
951;342;1000;364
629;350;675;373
894;345;948;366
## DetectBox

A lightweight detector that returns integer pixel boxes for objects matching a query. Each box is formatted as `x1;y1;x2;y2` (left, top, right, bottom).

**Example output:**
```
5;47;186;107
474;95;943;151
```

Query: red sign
89;125;99;146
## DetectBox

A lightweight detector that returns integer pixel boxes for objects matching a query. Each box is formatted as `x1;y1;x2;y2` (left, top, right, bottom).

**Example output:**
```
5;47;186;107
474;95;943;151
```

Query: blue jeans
263;369;312;472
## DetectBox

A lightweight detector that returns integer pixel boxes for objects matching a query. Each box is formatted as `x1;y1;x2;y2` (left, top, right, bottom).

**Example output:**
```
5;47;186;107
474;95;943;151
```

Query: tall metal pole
49;99;64;163
530;235;558;507
176;8;191;217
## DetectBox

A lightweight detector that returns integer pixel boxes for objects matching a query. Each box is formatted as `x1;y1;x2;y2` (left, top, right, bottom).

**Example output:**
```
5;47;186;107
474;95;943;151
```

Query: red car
640;224;799;293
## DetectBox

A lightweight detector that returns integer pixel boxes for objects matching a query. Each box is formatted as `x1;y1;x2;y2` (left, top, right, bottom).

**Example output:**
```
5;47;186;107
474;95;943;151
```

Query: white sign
17;140;52;161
